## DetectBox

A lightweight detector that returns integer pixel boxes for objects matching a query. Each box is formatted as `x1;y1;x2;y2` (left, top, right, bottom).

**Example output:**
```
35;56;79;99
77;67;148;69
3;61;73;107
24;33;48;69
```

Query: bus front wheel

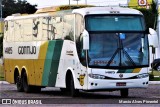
70;75;79;97
120;89;129;97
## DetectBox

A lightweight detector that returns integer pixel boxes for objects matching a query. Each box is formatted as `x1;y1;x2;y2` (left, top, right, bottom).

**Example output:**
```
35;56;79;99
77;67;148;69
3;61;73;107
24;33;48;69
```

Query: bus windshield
85;15;145;31
85;15;149;68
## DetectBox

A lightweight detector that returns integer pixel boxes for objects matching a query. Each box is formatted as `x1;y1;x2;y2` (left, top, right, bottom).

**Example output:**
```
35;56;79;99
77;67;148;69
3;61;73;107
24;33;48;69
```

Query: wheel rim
157;65;160;71
16;75;22;88
16;76;21;87
23;73;29;92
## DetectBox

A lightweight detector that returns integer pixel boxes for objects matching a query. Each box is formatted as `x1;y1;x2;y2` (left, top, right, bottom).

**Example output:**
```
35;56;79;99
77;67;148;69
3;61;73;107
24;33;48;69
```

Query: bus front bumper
87;77;149;90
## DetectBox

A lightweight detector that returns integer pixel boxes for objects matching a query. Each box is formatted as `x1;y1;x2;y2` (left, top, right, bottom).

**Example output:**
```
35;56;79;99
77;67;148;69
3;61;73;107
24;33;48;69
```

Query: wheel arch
14;67;20;84
21;66;29;78
65;67;77;88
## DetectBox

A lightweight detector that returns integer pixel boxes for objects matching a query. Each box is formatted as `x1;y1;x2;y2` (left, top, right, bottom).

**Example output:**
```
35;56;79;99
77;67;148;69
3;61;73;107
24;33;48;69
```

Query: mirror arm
145;29;149;34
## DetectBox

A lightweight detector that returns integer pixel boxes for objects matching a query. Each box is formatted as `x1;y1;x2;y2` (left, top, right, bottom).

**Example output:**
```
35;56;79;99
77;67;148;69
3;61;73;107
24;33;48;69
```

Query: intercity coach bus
3;5;157;97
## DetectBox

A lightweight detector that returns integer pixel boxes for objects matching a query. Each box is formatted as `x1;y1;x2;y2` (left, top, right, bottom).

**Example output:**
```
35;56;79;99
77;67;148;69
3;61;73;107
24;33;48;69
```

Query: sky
26;0;128;8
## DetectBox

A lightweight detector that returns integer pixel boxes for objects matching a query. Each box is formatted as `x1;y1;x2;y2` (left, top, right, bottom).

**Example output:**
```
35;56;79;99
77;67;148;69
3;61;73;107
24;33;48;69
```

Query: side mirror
82;29;89;50
148;28;158;48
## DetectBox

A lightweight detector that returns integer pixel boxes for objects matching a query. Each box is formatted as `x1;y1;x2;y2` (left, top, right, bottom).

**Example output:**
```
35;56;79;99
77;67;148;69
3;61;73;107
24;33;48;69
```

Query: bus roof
72;7;143;16
35;5;94;14
4;13;50;21
5;6;142;21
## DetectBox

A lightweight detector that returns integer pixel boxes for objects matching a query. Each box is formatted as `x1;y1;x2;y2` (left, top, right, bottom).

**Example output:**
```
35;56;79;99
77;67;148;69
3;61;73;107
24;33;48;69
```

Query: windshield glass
86;15;145;31
88;33;149;68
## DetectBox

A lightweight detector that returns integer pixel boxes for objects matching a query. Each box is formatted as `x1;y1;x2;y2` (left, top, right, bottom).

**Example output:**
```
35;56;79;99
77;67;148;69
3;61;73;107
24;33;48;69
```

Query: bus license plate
116;82;126;86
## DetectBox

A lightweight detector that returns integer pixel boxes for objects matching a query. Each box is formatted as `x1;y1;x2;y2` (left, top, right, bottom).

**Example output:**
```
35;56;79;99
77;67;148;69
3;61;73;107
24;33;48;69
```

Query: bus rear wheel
22;72;32;93
15;73;24;92
120;89;129;97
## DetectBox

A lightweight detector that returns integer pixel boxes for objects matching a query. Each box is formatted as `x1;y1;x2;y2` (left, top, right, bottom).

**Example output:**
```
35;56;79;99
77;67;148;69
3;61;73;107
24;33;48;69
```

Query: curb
0;81;160;85
149;81;160;84
0;81;10;84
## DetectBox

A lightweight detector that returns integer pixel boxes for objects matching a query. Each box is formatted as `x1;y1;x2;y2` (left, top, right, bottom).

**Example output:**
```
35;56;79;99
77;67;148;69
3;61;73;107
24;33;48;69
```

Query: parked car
151;58;160;71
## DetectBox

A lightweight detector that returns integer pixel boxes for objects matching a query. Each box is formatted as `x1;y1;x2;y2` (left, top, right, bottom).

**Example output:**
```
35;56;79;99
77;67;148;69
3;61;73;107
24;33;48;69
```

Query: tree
2;0;37;18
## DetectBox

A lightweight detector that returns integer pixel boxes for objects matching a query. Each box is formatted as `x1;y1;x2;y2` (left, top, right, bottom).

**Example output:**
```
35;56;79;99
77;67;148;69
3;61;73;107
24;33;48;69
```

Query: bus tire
156;63;160;71
22;71;32;93
60;88;68;93
70;75;79;97
32;86;41;93
120;89;128;97
15;73;24;92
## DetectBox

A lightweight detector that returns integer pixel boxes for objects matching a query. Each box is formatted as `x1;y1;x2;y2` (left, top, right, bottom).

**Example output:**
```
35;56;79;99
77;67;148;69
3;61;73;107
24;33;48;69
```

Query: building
129;0;153;8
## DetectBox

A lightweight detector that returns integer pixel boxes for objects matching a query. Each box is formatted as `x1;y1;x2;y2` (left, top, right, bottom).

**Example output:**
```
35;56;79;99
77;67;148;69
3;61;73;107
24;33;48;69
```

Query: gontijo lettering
18;46;36;54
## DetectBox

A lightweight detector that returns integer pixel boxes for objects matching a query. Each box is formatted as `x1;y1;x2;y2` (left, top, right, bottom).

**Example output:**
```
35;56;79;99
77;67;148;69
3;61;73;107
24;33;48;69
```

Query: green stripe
42;40;63;86
48;40;63;86
117;69;133;73
125;69;133;73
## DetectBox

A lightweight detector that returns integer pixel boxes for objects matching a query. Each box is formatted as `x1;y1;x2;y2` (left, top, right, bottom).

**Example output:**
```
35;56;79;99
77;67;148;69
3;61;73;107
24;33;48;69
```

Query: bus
3;5;156;97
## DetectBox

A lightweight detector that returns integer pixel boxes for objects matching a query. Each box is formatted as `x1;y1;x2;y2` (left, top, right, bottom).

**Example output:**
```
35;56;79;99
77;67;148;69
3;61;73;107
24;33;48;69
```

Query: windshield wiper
106;33;136;67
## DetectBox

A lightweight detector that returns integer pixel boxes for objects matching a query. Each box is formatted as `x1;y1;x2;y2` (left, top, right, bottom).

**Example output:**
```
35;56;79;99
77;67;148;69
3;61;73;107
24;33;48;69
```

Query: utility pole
69;0;70;6
0;0;2;36
73;0;80;5
85;0;87;5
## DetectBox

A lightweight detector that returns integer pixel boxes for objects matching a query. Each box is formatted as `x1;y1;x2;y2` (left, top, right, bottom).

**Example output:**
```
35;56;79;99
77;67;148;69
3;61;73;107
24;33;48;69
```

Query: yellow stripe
4;41;49;86
34;41;48;86
132;68;141;73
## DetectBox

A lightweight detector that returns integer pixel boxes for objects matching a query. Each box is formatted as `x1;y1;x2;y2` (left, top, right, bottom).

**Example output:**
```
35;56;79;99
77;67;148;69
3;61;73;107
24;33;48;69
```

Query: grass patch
0;77;4;81
149;70;160;76
0;64;4;81
149;70;160;81
151;77;160;81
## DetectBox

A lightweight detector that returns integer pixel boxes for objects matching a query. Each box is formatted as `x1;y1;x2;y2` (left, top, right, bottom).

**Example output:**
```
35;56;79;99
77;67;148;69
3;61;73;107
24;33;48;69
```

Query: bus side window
42;16;57;40
14;20;23;42
75;14;84;41
54;16;63;40
6;21;14;42
4;21;8;40
75;14;85;65
33;18;43;41
23;19;33;41
63;14;74;41
4;21;8;32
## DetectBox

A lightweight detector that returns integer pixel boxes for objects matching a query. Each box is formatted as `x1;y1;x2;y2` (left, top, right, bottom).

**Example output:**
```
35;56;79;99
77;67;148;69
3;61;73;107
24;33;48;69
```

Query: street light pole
0;0;2;36
85;0;87;5
73;0;80;5
0;0;2;19
69;0;70;6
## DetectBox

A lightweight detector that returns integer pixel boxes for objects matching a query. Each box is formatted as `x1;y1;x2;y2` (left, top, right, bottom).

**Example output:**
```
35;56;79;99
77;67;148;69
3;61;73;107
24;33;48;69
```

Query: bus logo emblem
78;74;85;86
119;74;123;78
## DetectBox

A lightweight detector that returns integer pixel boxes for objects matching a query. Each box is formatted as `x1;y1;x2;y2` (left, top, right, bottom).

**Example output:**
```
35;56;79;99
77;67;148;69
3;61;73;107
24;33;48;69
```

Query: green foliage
0;64;4;81
149;73;154;81
133;0;158;30
2;0;37;18
0;35;2;57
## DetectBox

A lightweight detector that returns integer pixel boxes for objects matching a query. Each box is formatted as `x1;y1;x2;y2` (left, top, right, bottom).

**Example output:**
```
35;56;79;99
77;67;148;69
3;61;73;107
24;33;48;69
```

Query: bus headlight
89;74;105;79
136;73;149;79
